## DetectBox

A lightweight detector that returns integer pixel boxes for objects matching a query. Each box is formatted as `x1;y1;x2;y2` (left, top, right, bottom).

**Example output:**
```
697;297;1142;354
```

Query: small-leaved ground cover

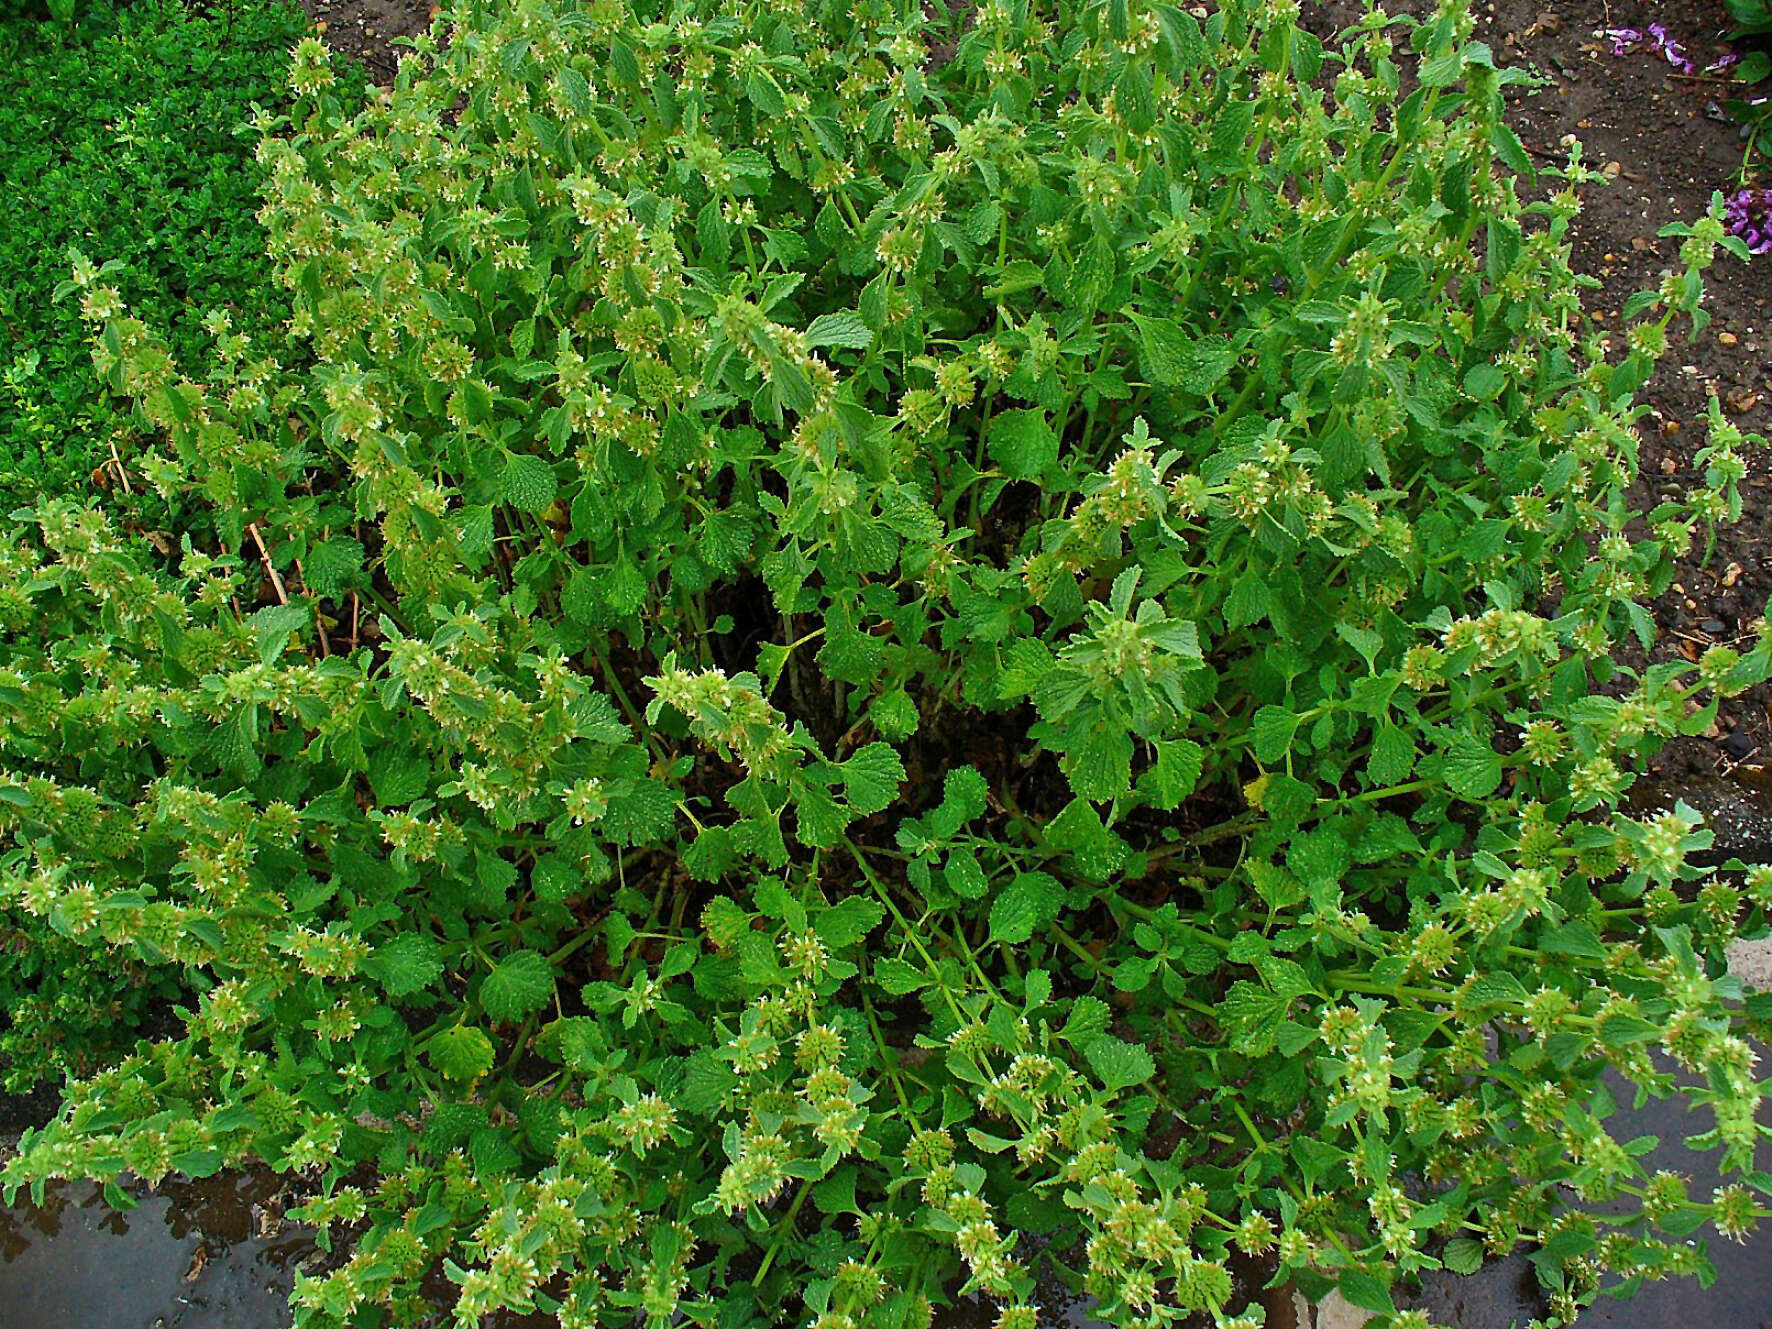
0;0;346;510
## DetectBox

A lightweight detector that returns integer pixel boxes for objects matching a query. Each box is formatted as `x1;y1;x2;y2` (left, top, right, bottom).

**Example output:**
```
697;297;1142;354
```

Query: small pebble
1724;731;1757;760
1720;331;1739;346
1703;619;1729;635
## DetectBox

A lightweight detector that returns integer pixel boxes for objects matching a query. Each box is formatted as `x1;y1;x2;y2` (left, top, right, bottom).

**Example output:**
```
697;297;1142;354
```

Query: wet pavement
1407;1077;1772;1329
1627;770;1772;867
0;1169;308;1329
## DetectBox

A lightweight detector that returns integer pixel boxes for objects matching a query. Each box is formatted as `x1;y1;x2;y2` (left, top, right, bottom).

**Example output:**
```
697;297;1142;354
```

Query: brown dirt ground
300;0;432;81
1485;0;1772;782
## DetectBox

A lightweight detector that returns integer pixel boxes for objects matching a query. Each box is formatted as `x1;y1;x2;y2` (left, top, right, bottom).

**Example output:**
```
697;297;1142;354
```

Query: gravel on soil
300;0;434;80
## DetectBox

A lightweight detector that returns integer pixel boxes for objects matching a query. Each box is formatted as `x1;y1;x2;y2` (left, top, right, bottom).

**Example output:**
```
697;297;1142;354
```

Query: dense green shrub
0;0;324;509
4;1;1771;1326
0;0;89;36
0;920;181;1095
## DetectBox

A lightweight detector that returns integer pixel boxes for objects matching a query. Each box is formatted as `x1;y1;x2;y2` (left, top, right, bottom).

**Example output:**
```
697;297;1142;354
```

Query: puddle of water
0;1169;308;1329
1406;1063;1772;1329
0;1159;569;1329
1628;770;1772;865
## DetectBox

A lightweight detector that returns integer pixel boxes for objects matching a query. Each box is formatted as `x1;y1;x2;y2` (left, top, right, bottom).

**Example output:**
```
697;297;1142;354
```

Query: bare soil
300;0;432;80
1488;0;1772;780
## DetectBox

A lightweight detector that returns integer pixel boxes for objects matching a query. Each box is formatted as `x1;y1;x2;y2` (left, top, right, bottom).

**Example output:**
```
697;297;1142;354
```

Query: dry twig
294;558;332;657
246;522;290;606
107;438;133;495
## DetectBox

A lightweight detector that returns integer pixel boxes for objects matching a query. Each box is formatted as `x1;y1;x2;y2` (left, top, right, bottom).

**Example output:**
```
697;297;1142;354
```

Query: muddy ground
301;0;432;78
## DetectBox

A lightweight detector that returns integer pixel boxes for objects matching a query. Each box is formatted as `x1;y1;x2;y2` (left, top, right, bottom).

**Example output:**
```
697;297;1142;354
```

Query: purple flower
1726;188;1772;255
1644;22;1697;73
1604;26;1643;55
1708;52;1742;74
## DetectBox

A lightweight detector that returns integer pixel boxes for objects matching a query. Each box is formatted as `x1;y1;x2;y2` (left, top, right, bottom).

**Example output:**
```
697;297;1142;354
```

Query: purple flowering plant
1601;21;1697;72
1726;186;1772;252
1605;11;1770;248
1648;21;1698;72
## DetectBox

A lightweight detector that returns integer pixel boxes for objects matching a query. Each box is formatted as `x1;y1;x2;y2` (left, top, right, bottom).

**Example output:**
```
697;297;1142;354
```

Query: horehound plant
3;0;1771;1326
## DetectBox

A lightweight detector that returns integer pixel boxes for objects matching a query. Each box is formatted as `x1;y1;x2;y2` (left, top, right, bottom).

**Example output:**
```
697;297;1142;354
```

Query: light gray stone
1310;1290;1374;1329
1727;936;1772;990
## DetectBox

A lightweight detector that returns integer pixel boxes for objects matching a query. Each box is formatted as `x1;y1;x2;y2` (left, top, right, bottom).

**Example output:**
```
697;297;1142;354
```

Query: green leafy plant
1725;0;1772;178
1728;0;1772;55
0;0;348;510
0;0;353;1098
0;917;181;1095
0;0;85;38
4;1;1771;1327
